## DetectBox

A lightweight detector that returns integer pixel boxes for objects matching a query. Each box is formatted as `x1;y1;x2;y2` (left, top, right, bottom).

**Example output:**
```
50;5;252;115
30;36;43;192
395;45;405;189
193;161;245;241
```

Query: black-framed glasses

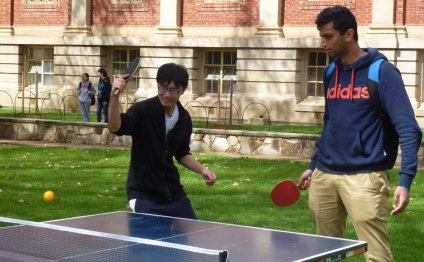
157;85;181;96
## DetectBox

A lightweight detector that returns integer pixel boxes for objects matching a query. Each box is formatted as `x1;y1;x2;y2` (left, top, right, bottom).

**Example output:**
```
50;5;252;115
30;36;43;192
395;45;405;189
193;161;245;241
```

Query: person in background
97;68;111;123
77;73;95;122
296;5;422;262
108;63;217;219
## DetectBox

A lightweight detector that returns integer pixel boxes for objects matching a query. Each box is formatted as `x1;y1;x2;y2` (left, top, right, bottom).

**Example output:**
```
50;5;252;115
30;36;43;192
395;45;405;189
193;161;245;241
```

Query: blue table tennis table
0;211;366;261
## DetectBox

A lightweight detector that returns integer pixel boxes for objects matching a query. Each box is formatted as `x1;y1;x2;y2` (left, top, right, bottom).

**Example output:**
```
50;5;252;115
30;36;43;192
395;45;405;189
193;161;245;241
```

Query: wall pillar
155;0;183;37
255;0;283;38
367;0;407;37
64;0;92;36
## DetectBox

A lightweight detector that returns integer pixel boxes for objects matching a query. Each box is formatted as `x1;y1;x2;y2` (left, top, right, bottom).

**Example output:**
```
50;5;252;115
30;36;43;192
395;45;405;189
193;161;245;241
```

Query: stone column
255;0;284;38
367;0;407;37
155;0;183;37
0;0;14;36
64;0;92;36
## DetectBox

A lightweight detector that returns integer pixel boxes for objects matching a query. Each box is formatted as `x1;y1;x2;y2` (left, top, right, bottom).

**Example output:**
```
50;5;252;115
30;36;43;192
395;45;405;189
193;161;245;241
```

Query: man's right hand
297;169;313;190
112;74;130;96
108;76;127;133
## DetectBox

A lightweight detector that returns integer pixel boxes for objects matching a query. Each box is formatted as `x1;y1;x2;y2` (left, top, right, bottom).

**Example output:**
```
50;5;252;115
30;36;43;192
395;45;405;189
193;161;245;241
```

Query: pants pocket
368;171;390;195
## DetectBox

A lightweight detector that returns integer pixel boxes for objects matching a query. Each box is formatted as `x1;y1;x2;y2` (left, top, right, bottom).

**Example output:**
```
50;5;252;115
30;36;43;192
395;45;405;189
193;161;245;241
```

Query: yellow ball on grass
43;190;54;202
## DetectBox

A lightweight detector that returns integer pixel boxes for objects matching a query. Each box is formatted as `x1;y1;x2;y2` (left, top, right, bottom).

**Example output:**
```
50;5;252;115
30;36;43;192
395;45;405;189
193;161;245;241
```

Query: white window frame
294;50;331;113
305;50;331;98
203;50;237;95
28;46;54;87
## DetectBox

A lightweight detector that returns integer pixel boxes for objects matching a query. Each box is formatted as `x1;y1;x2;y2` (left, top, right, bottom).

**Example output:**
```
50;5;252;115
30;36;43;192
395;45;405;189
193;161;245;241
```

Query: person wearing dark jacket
296;6;421;262
97;68;111;123
108;63;216;219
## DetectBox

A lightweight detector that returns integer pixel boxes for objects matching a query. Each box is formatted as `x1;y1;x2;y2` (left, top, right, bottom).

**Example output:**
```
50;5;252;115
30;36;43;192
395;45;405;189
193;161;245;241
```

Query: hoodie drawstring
334;64;355;100
334;64;339;90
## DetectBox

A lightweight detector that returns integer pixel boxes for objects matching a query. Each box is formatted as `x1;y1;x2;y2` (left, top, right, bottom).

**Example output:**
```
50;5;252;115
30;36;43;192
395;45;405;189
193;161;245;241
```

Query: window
306;51;331;97
112;48;140;92
28;47;54;87
204;50;237;95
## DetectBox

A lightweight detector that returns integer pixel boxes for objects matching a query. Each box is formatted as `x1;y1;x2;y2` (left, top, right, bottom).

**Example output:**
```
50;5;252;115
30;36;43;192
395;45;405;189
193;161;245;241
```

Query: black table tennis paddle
113;57;141;95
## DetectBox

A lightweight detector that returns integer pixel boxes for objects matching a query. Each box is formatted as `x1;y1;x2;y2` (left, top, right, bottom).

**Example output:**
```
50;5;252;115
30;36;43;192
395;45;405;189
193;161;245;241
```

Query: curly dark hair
315;5;358;41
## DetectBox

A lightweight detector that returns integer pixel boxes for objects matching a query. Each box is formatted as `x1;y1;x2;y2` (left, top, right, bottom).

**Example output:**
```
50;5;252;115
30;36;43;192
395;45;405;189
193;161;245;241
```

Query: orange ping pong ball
43;190;54;202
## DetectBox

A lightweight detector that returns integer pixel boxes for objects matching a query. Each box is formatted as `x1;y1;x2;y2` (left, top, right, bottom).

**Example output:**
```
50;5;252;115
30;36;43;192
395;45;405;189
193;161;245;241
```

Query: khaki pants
309;169;394;262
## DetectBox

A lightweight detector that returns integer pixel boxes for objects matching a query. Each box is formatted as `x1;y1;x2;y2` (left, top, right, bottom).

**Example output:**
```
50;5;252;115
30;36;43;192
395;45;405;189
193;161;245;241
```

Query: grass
0;107;323;134
0;107;87;122
0;144;423;261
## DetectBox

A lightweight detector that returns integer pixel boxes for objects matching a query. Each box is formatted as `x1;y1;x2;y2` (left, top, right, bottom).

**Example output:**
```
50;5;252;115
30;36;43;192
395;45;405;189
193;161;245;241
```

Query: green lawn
0;144;423;261
0;107;85;122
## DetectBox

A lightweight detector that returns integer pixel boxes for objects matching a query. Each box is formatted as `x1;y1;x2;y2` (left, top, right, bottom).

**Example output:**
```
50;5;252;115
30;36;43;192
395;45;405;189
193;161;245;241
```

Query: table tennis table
0;211;366;262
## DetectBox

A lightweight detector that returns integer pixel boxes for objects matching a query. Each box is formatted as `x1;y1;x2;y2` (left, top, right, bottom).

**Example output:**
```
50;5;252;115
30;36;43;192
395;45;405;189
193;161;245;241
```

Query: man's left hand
391;186;410;216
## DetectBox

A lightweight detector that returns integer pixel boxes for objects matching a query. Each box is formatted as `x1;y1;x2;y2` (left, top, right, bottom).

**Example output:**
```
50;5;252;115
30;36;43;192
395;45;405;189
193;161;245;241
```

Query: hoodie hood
333;48;387;70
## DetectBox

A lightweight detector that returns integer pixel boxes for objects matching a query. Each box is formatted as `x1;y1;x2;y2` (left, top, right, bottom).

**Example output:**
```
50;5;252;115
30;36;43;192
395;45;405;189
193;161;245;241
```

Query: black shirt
114;96;192;203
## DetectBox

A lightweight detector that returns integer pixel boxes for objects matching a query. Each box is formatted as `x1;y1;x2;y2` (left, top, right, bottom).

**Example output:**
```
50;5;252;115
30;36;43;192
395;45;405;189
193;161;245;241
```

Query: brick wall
182;0;259;26
283;0;373;26
0;0;12;26
403;0;424;24
91;0;160;26
7;1;424;29
13;0;70;26
395;0;405;25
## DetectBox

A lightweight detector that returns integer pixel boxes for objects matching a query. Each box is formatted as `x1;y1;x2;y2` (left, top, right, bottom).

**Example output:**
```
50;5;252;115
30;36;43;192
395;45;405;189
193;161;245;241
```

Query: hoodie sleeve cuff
308;160;316;170
397;173;413;192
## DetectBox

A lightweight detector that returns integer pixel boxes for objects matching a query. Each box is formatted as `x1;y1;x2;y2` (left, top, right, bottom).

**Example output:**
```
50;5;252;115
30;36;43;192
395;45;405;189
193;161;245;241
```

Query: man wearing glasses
109;63;217;219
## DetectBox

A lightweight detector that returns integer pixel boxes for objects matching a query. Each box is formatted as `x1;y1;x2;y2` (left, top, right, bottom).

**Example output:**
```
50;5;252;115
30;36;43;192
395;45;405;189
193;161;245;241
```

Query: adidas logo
327;84;370;100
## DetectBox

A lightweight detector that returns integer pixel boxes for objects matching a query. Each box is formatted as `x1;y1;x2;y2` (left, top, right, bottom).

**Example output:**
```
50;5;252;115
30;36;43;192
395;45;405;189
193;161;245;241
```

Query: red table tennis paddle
113;57;141;95
271;179;300;207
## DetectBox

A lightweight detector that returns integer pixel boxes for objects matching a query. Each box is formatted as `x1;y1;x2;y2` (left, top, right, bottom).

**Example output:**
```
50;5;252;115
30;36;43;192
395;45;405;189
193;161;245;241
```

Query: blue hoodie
309;48;422;191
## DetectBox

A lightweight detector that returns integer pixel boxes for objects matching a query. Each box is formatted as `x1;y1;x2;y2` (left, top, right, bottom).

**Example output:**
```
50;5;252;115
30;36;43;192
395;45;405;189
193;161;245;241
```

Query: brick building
0;0;424;125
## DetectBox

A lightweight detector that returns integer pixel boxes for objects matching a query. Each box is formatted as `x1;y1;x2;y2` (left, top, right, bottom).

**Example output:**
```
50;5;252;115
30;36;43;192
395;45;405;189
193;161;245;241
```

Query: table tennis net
0;217;228;262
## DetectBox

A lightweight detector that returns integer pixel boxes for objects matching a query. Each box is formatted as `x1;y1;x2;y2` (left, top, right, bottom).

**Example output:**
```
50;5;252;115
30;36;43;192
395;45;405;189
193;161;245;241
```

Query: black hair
82;72;89;79
98;67;108;78
315;5;358;41
156;63;189;90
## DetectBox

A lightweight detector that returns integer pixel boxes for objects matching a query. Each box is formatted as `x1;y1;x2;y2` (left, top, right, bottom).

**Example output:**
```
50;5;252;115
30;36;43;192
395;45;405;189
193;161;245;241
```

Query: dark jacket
97;77;111;103
114;96;192;202
309;48;422;190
